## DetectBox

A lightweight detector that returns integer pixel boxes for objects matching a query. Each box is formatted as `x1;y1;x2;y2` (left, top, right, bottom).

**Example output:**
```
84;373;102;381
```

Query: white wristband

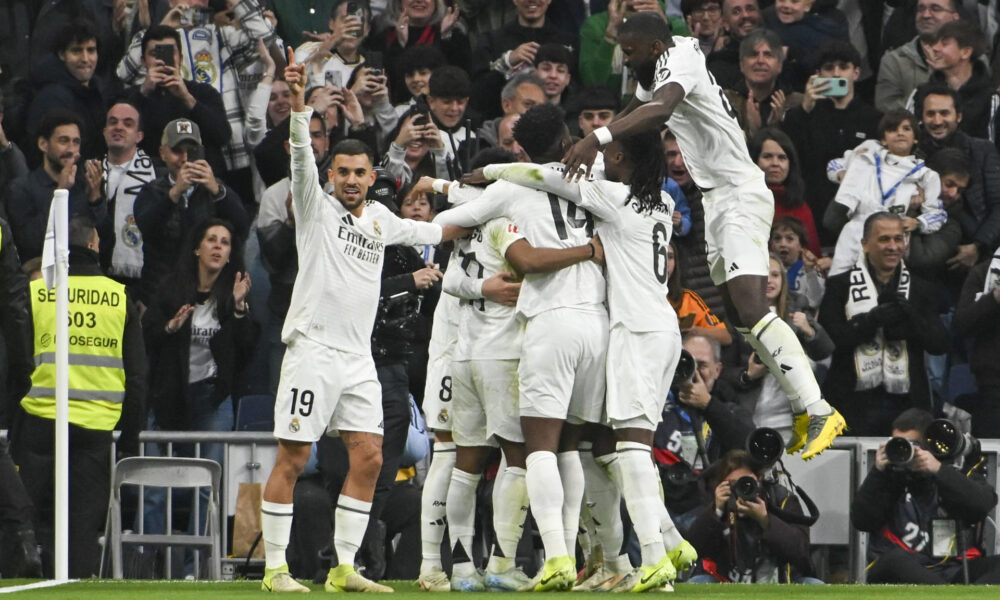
593;126;613;146
431;179;446;193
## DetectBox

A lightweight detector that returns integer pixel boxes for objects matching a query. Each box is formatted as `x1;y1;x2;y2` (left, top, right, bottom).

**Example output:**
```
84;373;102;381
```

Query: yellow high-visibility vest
21;275;128;431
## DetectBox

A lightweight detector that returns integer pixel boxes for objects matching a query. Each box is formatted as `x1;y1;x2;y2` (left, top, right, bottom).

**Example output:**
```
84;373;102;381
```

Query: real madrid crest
193;51;217;85
373;221;382;236
437;409;449;424
289;417;301;433
122;215;142;248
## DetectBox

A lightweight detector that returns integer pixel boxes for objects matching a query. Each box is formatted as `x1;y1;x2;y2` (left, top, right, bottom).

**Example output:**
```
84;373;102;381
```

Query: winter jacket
763;6;849;92
954;257;1000;389
922;61;999;143
0;218;33;427
876;36;928;113
27;55;112;162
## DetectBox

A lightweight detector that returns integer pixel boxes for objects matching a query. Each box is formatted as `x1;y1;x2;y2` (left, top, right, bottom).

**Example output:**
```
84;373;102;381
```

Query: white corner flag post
42;189;70;581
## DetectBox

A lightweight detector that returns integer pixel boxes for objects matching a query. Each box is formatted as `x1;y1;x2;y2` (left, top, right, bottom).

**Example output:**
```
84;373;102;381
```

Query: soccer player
434;107;609;591
469;124;698;592
563;13;845;459
259;49;467;593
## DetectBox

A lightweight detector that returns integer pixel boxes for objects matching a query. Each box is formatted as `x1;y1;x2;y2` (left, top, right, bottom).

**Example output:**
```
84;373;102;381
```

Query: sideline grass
1;580;996;599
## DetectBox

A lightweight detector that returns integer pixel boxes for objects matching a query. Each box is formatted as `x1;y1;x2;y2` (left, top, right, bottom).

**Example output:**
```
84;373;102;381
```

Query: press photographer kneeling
685;429;821;584
851;409;1000;584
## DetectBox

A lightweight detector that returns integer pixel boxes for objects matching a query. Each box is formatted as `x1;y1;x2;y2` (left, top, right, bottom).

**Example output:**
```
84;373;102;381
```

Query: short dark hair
573;86;620;113
535;43;572;67
739;28;784;62
862;211;903;241
69;215;97;248
331;138;374;163
141;25;183;57
619;12;673;41
927;147;971;179
54;20;99;54
513;103;567;160
914;82;962;116
399;45;446;77
771;215;808;247
469;147;517;170
814;39;862;70
428;66;471;99
704;449;760;491
923;19;985;58
878;109;920;143
891;408;935;436
37;109;83;141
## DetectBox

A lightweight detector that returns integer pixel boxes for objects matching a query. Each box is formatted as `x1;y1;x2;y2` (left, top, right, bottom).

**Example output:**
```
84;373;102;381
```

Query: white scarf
103;149;156;279
845;253;911;394
978;250;1000;300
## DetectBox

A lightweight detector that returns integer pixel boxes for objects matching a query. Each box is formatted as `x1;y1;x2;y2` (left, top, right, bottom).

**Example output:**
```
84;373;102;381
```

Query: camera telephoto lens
885;437;915;466
732;475;760;502
671;349;695;387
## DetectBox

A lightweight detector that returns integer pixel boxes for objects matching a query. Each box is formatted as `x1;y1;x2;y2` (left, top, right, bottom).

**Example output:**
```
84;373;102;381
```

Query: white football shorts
606;325;680;431
519;306;608;424
703;174;773;286
273;335;383;441
451;358;524;447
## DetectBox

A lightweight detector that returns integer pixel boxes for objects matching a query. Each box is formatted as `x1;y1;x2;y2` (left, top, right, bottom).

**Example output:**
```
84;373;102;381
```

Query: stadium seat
235;394;276;432
948;363;979;411
102;457;222;579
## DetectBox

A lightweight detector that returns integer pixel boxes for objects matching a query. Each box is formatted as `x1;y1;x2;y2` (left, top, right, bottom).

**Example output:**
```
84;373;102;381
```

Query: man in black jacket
915;85;1000;278
851;408;1000;584
819;213;947;436
0;216;40;578
134;118;247;306
706;0;763;90
26;21;111;164
781;40;881;245
124;26;232;175
7;109;106;262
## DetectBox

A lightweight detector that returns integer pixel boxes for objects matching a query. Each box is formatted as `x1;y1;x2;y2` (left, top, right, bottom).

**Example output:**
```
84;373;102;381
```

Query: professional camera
925;419;981;467
670;349;696;390
367;167;398;212
885;436;916;467
746;427;784;471
371;291;420;361
731;475;760;502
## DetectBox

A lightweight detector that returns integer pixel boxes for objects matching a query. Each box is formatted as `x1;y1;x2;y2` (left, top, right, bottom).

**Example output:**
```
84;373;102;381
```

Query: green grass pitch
1;580;997;599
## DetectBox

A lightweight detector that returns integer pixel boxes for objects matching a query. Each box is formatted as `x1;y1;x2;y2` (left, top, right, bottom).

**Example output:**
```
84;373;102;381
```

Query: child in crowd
825;109;945;275
769;216;827;310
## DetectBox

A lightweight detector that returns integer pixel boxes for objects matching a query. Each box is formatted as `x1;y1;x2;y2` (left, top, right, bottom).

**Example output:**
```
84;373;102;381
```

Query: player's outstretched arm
562;82;686;181
504;238;599;274
285;47;321;221
481;163;619;222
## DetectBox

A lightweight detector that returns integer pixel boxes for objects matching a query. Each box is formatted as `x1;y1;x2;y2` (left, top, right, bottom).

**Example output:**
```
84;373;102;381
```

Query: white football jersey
284;109;443;353
434;171;606;319
483;163;678;332
635;36;762;190
452;218;525;360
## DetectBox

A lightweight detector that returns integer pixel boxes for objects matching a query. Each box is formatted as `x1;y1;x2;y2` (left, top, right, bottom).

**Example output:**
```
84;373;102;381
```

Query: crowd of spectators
2;0;1000;584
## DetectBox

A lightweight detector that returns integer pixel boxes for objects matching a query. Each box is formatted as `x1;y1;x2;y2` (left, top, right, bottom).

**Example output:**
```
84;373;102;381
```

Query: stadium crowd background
1;0;1000;587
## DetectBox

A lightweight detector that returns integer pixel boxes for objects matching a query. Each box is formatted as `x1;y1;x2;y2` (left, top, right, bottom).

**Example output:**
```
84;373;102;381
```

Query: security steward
11;215;146;578
0;215;41;577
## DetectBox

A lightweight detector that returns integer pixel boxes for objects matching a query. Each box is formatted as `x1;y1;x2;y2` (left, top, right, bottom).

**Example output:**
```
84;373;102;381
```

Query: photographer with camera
851;408;1000;584
685;448;819;583
655;334;755;528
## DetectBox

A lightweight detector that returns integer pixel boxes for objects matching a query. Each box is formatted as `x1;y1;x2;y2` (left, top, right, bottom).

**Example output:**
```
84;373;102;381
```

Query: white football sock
577;444;596;561
557;451;585;560
590;453;625;565
525;451;568;558
262;500;294;569
740;314;831;416
420;441;455;572
333;495;371;568
492;466;528;563
446;467;481;574
616;442;666;565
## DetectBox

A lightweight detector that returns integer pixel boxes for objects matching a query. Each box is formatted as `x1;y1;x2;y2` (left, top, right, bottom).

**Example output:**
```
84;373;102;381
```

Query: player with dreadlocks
462;105;697;592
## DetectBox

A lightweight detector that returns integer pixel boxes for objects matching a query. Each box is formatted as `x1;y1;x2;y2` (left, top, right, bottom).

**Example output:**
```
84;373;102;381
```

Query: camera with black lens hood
371;291;420;361
885;436;917;469
925;419;981;469
670;348;696;392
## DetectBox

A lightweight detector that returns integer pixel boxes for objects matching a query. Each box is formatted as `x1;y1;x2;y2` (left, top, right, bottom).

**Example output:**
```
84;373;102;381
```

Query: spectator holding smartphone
295;0;372;91
383;110;449;187
124;26;232;175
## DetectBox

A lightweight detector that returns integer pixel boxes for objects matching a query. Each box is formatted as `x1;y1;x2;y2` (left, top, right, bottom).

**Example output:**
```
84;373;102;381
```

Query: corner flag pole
43;189;70;581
